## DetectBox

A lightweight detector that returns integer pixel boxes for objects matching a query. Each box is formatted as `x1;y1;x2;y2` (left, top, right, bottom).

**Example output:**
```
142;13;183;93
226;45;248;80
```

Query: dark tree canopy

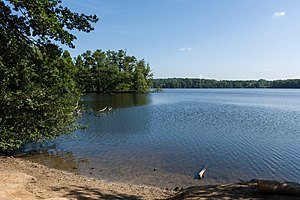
0;0;98;48
0;0;98;153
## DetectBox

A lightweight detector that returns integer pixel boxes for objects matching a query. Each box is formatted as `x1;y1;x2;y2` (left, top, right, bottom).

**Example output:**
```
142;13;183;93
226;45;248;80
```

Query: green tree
132;61;149;93
0;0;98;48
0;0;98;153
75;49;153;93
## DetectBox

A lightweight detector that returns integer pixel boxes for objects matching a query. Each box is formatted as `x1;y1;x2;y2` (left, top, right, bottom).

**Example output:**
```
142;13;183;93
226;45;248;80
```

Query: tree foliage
153;78;300;89
0;0;98;48
0;0;98;153
75;49;153;93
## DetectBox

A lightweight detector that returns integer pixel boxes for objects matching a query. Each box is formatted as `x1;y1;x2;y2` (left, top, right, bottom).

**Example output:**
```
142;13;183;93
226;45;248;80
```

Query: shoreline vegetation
152;78;300;89
1;156;299;200
1;0;153;153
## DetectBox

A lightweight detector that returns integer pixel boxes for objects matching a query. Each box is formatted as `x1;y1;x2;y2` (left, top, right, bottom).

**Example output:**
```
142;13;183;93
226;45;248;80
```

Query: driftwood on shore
198;166;207;180
258;180;300;196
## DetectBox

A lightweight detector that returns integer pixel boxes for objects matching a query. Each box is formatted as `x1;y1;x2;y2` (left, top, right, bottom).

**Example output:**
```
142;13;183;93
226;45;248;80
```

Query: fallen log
258;180;300;196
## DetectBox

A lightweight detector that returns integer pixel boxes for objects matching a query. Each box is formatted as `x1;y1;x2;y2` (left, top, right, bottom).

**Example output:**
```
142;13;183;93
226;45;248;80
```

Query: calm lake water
24;89;300;188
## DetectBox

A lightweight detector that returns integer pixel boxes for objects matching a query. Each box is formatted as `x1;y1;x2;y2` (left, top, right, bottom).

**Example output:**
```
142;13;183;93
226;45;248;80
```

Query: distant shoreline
153;78;300;89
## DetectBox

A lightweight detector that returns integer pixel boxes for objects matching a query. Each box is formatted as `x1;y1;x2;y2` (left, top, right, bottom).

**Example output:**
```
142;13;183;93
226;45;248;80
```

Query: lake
24;89;300;188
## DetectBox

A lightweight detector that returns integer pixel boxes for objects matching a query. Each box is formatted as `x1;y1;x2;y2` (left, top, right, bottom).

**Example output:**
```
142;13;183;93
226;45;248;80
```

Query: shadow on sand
167;180;300;200
51;185;143;200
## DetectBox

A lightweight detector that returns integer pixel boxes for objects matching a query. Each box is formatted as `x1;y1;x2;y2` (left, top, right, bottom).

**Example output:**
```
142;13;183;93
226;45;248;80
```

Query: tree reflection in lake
83;93;151;112
21;142;88;174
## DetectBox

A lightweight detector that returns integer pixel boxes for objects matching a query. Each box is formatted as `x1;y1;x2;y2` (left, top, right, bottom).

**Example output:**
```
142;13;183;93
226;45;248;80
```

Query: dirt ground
0;156;171;200
1;156;299;200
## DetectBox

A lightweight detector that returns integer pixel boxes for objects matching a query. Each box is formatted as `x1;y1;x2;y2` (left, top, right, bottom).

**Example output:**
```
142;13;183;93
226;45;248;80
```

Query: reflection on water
23;89;300;189
83;93;151;111
23;142;88;174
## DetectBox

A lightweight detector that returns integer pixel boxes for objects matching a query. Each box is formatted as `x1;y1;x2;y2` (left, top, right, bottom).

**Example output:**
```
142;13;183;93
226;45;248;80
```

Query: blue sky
64;0;300;80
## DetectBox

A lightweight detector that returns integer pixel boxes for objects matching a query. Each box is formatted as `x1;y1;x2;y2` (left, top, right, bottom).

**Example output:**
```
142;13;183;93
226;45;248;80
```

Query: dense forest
153;78;300;89
74;49;153;93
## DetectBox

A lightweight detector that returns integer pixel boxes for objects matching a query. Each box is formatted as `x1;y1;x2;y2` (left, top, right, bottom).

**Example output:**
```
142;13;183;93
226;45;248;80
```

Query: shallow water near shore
23;89;300;189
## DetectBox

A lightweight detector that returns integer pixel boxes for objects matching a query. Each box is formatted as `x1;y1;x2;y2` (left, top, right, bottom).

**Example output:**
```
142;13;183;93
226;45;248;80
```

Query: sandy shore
0;156;171;199
1;156;299;200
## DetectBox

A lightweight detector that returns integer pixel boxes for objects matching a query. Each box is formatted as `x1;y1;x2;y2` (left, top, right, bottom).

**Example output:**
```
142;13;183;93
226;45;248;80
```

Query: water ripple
24;89;300;188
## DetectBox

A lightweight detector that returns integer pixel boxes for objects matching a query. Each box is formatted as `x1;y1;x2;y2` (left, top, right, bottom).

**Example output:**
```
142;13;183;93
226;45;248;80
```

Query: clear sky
64;0;300;80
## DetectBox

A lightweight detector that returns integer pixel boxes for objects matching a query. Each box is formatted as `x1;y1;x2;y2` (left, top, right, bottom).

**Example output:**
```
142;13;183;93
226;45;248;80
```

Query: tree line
153;78;300;89
74;49;153;93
